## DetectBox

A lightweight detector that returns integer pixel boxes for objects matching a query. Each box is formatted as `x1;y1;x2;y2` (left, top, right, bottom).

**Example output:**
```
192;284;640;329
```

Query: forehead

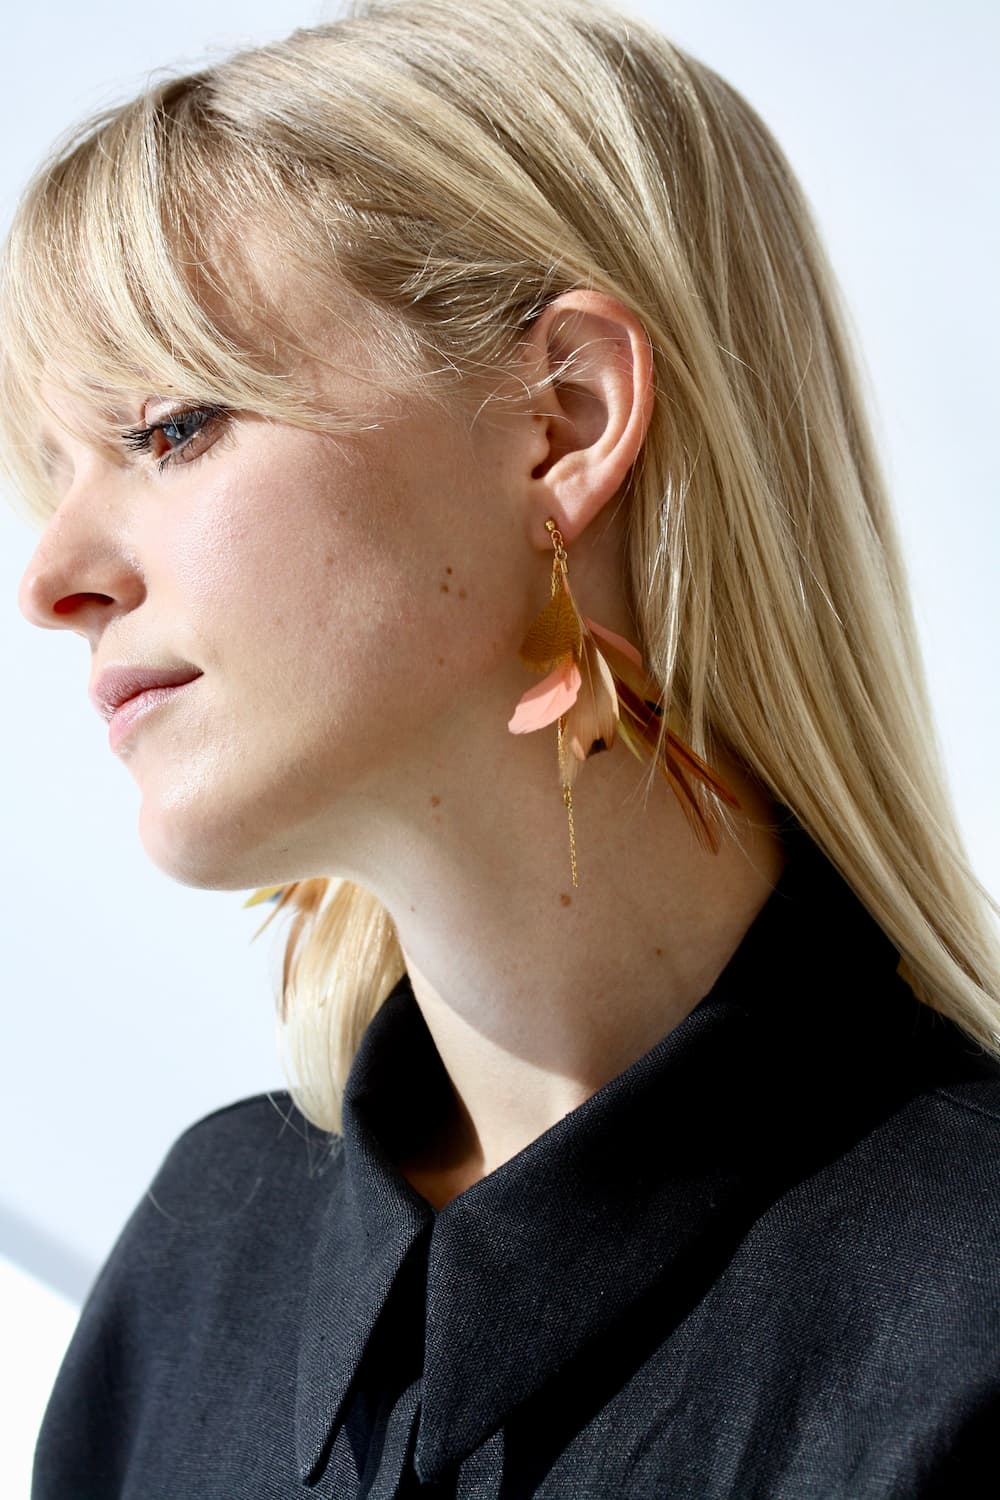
196;225;387;383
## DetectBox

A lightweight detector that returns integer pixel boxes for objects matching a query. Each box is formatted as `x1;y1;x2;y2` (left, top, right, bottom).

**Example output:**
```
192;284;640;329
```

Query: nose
18;563;115;636
16;476;143;645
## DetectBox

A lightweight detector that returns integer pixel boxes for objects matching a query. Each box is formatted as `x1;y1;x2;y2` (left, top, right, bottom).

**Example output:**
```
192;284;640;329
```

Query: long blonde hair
2;0;997;1134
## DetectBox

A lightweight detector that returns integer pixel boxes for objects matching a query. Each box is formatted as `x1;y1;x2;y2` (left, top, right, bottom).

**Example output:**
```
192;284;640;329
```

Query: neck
355;734;788;1208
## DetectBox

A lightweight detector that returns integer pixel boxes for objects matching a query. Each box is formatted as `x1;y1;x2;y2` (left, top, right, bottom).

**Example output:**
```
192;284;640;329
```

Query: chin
136;803;266;893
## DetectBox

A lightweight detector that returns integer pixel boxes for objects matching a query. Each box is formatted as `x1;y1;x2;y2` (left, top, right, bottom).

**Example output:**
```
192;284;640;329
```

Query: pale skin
18;266;786;1211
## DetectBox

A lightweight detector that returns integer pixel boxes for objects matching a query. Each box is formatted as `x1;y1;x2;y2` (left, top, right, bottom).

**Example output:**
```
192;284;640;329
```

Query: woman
5;0;998;1495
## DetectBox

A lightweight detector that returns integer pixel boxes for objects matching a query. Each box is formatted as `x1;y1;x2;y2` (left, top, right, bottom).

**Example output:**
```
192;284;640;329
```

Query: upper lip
89;664;203;722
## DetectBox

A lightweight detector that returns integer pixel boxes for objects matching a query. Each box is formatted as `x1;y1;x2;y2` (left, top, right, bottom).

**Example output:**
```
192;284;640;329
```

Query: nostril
53;593;111;615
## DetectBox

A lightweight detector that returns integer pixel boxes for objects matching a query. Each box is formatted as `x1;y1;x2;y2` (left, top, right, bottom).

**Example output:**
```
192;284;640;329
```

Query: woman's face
16;272;542;894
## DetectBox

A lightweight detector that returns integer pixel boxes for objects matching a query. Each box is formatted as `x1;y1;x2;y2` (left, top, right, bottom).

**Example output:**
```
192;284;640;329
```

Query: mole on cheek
440;565;468;599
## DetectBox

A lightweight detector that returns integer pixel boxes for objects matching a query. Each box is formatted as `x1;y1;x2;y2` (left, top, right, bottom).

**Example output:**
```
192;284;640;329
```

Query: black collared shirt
33;822;1000;1498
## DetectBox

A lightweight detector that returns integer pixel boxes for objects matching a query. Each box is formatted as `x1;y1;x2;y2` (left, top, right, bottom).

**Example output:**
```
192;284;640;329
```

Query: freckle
654;946;663;957
409;904;415;912
445;566;453;574
559;892;572;907
437;656;445;665
430;795;440;807
324;553;335;567
440;583;449;592
458;588;467;599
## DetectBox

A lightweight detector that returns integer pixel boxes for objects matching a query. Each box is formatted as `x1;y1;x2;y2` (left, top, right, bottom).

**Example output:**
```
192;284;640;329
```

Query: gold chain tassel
556;713;579;888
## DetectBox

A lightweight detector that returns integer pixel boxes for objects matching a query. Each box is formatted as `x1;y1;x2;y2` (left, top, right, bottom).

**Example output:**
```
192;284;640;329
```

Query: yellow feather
565;636;620;765
242;885;285;908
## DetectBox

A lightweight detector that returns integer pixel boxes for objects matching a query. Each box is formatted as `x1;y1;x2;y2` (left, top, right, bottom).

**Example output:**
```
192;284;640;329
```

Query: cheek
164;454;364;628
162;453;448;709
159;425;520;747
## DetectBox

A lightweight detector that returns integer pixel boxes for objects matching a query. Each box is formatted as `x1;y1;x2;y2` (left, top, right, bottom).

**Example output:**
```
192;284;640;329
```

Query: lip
90;664;203;722
107;680;199;753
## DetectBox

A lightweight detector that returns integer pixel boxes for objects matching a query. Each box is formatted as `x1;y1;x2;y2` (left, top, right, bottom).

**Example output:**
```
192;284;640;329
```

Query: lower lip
108;681;198;752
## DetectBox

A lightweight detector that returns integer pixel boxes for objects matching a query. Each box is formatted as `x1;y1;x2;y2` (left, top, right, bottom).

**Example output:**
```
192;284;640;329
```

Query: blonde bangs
0;76;405;529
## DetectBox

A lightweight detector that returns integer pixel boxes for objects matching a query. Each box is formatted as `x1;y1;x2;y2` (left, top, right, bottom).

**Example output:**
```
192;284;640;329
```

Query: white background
1;2;997;1493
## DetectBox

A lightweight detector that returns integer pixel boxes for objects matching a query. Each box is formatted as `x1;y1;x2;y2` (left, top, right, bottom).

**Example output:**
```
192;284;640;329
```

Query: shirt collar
296;818;935;1486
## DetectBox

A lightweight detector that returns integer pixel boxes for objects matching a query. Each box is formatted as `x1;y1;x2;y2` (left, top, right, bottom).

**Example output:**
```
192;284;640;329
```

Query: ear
517;289;655;551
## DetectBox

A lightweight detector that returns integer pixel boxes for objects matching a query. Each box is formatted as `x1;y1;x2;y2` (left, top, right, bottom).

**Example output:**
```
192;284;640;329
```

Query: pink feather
507;659;582;733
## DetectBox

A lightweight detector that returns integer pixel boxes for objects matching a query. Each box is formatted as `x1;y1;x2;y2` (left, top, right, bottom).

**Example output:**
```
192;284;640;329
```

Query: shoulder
749;1018;1000;1308
34;1092;344;1494
894;1017;1000;1205
831;1031;1000;1209
150;1088;343;1207
932;1073;1000;1132
787;1069;1000;1299
142;1086;344;1232
886;1073;1000;1238
80;1090;344;1314
853;983;1000;1212
58;1090;345;1384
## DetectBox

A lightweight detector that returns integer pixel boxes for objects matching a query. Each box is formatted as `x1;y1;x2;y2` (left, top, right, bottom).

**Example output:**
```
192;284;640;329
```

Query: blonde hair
3;0;998;1134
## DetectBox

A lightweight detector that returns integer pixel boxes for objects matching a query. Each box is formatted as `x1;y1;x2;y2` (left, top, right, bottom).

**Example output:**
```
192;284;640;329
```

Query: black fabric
32;819;1000;1498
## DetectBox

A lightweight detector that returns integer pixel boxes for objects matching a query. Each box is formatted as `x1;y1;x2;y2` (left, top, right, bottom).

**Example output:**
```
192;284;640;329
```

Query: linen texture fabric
32;821;1000;1497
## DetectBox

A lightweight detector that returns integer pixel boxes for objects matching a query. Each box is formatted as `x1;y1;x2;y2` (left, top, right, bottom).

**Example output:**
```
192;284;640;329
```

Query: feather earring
507;519;742;886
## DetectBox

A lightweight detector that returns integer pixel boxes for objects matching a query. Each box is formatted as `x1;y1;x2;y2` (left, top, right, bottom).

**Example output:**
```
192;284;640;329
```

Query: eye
121;404;229;472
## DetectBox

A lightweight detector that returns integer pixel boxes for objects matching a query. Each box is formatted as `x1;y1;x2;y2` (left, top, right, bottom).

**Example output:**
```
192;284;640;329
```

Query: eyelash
121;404;229;472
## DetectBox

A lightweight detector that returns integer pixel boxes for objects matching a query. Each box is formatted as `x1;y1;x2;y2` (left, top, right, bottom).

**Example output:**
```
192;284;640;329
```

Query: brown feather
614;678;742;853
517;583;581;673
